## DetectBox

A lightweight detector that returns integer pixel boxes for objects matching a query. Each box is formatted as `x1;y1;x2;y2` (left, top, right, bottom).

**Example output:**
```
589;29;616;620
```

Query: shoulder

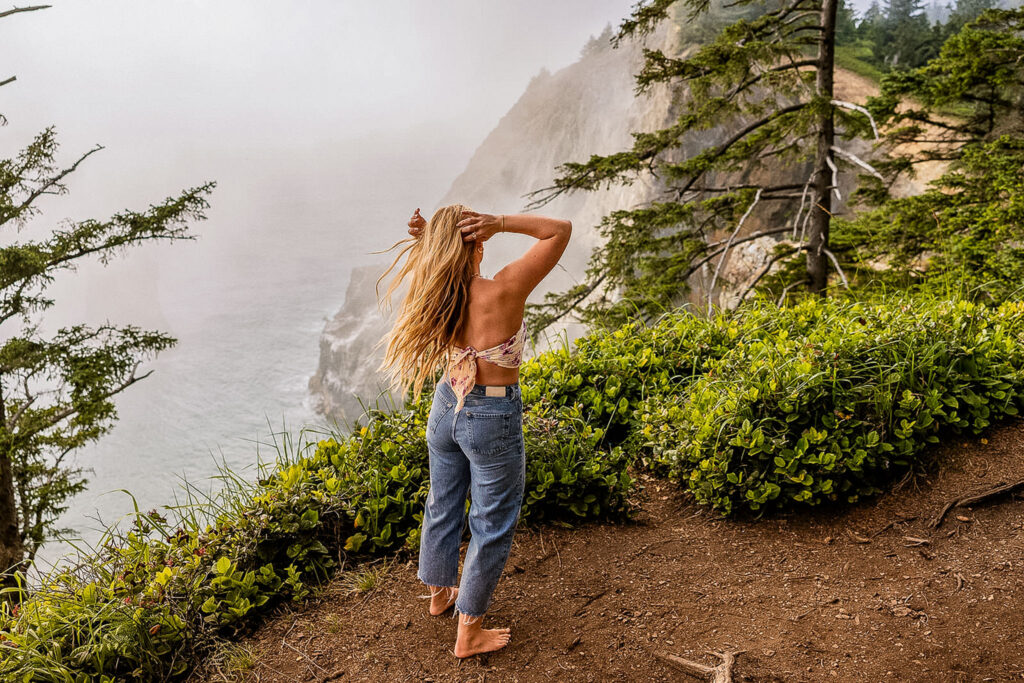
484;269;533;306
471;275;519;302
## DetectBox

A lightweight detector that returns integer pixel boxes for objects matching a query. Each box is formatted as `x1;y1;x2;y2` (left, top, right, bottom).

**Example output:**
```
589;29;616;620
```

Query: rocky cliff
308;22;877;424
309;25;681;423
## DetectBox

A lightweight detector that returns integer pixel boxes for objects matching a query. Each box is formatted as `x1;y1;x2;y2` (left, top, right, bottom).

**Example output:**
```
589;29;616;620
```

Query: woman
376;204;571;658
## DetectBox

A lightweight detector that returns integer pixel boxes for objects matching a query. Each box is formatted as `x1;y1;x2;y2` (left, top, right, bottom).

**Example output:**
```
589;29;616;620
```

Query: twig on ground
282;640;330;676
846;529;871;544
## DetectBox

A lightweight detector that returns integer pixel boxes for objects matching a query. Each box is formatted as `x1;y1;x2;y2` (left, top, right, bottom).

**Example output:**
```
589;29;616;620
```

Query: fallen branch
929;479;1024;528
653;649;745;683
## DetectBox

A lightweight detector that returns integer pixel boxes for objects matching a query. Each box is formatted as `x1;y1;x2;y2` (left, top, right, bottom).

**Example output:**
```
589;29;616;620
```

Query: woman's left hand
456;210;501;242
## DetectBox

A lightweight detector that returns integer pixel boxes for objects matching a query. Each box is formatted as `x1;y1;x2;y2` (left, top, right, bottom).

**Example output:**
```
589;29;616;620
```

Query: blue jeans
416;378;526;618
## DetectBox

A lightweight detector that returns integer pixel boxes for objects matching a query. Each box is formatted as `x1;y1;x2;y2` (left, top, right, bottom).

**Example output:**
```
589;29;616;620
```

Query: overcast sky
1;1;641;199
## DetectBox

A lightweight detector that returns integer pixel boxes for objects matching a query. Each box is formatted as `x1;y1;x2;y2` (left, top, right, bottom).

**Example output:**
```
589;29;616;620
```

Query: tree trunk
807;0;838;294
0;380;26;598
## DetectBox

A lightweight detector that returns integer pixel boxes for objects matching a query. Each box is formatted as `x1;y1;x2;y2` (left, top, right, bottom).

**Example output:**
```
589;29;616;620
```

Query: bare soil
214;422;1024;682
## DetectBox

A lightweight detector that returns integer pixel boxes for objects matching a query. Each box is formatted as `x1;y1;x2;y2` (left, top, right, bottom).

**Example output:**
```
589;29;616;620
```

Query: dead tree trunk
0;380;25;598
807;0;838;294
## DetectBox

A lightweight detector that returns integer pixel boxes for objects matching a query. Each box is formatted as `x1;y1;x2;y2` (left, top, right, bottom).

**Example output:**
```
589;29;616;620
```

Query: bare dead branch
831;144;884;180
832;99;879;139
0;5;51;20
822;248;849;289
708;188;762;310
825;153;841;201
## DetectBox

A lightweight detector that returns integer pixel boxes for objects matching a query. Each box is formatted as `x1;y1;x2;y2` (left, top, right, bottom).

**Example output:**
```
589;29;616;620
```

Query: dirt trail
218;422;1024;682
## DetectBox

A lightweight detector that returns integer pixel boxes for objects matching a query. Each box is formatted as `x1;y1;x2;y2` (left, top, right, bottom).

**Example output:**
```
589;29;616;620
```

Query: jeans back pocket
467;411;512;456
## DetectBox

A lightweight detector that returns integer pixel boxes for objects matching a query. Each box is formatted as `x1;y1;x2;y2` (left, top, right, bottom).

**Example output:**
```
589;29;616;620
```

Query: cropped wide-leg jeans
416;378;526;618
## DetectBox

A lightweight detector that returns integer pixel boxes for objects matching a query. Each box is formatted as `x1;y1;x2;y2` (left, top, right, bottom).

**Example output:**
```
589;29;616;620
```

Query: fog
1;0;639;569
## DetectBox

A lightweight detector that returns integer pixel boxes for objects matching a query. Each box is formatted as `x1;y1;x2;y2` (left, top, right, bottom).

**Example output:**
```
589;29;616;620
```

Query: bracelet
500;214;505;232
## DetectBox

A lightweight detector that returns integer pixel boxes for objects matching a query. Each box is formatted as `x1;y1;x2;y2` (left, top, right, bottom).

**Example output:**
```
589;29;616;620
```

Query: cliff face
308;264;396;423
308;23;878;424
309;27;680;424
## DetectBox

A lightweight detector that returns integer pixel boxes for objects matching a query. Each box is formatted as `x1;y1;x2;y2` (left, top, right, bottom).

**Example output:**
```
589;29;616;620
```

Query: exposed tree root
929;479;1024;528
652;649;745;682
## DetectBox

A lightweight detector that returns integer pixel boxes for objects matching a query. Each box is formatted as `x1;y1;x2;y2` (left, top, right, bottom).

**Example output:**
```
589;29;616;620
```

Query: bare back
454;277;523;386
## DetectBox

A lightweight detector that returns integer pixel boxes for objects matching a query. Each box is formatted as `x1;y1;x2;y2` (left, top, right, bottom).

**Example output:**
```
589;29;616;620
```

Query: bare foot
427;586;458;616
453;615;511;658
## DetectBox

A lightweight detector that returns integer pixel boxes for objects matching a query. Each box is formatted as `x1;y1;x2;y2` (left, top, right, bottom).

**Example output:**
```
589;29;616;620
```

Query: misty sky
1;1;641;210
2;0;881;171
2;0;884;224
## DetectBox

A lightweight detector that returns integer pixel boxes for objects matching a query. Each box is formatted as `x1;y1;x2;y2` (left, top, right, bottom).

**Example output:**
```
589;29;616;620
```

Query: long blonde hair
375;204;476;401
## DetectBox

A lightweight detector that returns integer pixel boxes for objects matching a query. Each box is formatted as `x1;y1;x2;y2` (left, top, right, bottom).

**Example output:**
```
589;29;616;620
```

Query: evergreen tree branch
0;145;104;228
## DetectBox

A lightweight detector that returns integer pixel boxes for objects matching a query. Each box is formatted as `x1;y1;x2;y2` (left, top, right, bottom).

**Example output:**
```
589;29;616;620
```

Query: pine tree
858;1;886;44
944;0;997;34
524;0;876;332
835;7;1024;293
837;0;859;43
876;0;938;68
0;6;215;593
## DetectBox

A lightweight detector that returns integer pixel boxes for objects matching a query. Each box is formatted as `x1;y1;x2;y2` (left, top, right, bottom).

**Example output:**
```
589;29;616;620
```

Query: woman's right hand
408;208;426;238
456;210;502;242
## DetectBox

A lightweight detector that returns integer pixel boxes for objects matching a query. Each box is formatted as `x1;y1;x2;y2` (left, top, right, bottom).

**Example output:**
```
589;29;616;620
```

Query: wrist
499;214;505;233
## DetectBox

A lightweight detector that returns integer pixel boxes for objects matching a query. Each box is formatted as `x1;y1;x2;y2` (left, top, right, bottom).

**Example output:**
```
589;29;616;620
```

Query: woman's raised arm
457;210;571;302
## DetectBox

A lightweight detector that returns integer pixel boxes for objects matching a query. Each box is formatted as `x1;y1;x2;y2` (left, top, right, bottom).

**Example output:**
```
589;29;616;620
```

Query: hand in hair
407;208;426;238
456;210;502;242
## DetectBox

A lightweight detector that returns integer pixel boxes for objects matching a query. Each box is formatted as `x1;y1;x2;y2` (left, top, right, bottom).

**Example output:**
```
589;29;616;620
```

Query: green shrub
520;316;729;444
521;402;635;523
635;297;1024;513
7;292;1023;681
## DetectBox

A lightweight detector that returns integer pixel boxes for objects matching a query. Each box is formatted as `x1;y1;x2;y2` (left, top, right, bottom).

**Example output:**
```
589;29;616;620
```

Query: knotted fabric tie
447;321;527;412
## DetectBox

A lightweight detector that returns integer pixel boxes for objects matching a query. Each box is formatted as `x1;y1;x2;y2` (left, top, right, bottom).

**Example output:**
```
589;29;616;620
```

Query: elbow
562;219;573;238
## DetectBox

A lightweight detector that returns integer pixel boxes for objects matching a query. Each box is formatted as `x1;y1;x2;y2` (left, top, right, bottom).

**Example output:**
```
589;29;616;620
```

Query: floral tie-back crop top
446;320;527;413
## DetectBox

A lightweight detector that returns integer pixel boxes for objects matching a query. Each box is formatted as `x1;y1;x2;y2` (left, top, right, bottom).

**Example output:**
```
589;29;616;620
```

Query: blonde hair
375;204;476;401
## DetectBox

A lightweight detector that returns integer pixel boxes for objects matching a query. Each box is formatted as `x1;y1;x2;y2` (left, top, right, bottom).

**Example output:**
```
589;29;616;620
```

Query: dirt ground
212;421;1024;682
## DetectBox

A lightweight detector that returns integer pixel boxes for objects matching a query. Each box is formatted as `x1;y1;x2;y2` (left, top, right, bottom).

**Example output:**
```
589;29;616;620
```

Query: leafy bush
520;317;729;444
634;297;1024;513
521;403;634;523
